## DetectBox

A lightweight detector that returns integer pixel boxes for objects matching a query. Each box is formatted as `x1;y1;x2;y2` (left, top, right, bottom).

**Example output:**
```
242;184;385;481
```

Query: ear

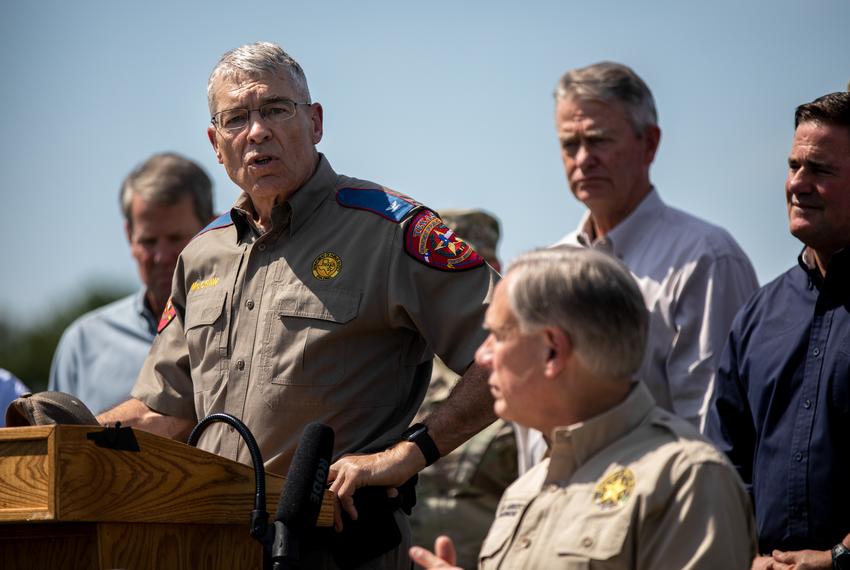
207;125;224;164
642;125;661;166
309;102;324;145
542;327;572;378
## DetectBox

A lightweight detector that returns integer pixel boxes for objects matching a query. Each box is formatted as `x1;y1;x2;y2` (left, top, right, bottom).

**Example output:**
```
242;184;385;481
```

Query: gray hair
554;61;658;134
506;246;647;379
119;153;214;231
207;41;311;114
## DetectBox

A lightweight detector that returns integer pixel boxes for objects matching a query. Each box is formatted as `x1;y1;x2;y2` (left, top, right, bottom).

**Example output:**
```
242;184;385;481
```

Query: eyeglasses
211;99;309;134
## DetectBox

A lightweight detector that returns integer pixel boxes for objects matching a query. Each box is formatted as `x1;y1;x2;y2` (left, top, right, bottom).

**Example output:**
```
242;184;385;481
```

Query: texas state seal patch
404;210;485;271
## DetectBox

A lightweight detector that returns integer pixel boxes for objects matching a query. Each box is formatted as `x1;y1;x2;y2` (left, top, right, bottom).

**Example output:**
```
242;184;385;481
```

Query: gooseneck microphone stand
187;413;272;568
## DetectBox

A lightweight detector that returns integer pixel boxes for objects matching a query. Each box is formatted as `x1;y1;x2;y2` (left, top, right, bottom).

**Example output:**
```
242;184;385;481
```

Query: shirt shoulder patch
157;297;176;333
404;209;485;271
336;187;419;223
193;212;233;240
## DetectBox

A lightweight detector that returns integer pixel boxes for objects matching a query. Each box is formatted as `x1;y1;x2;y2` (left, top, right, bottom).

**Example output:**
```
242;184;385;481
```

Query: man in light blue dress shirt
515;62;759;473
49;153;214;413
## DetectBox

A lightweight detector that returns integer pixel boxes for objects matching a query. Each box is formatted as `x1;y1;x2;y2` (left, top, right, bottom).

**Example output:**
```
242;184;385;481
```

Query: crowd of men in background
3;43;848;569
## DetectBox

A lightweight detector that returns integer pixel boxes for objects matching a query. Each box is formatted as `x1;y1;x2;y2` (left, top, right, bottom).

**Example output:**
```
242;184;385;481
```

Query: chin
789;222;817;244
493;401;512;422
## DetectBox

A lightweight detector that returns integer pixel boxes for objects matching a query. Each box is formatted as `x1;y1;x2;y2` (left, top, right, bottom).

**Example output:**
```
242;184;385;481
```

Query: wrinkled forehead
209;70;302;113
792;121;850;156
556;97;629;132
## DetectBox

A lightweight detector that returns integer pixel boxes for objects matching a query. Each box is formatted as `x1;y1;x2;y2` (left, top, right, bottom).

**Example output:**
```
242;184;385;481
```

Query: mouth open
249;154;276;167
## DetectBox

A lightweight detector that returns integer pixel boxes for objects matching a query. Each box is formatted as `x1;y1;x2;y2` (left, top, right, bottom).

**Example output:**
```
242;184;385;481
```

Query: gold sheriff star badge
593;468;635;509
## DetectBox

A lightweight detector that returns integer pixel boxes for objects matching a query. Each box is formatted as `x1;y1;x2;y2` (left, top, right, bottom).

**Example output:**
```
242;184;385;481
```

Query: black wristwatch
832;542;850;570
400;423;441;466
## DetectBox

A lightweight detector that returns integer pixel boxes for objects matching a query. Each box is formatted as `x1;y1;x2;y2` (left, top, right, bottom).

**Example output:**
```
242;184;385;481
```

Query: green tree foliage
0;286;130;392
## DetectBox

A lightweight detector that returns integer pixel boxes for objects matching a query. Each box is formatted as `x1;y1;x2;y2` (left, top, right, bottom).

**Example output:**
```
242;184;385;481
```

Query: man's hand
328;362;494;532
771;548;832;569
328;441;422;531
751;555;789;570
409;535;462;569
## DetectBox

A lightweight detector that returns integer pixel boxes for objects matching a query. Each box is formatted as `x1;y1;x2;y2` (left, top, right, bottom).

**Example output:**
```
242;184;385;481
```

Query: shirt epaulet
192;212;234;241
335;187;420;223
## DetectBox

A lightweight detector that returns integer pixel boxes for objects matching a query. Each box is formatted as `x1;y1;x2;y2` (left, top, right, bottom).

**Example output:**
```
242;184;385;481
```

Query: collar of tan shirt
544;381;654;485
230;153;339;240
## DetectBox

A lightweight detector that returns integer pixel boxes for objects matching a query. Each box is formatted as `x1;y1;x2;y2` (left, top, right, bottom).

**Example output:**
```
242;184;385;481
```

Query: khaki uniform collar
286;154;338;236
545;382;654;485
576;188;663;258
230;154;338;240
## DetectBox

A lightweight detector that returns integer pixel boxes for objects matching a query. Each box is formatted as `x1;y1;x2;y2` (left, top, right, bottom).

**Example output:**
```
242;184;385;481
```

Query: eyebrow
220;96;294;111
558;128;607;141
260;96;294;105
788;156;832;170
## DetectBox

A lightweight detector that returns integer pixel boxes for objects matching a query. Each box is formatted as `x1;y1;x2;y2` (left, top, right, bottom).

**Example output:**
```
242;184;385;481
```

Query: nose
151;243;180;266
574;142;597;168
246;110;273;144
475;335;494;371
786;167;813;197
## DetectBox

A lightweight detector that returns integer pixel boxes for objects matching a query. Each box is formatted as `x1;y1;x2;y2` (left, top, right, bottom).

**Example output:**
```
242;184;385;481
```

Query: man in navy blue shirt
706;91;850;570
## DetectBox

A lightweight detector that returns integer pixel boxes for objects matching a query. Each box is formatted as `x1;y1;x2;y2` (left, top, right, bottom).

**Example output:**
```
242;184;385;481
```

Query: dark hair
794;91;850;130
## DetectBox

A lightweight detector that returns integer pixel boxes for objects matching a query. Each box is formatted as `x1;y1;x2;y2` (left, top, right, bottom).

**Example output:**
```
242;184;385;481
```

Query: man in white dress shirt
515;62;758;472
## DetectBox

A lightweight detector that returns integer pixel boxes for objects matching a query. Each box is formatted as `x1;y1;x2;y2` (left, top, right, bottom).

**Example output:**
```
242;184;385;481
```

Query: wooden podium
0;425;334;569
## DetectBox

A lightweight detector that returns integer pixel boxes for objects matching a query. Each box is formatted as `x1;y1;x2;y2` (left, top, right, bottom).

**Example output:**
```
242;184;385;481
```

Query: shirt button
803;399;812;409
813;347;820;356
581;536;594;548
258;243;267;252
236;359;245;370
518;537;531;549
794;452;803;462
245;300;255;310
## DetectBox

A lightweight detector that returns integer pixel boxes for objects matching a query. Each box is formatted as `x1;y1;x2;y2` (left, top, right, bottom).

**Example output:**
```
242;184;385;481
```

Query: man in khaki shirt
100;41;497;569
410;247;756;569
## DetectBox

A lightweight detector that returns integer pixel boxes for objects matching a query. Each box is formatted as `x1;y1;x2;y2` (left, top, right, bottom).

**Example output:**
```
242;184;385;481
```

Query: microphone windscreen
276;422;335;531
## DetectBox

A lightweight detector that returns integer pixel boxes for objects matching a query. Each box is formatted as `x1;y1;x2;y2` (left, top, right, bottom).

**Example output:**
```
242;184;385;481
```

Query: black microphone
271;422;335;569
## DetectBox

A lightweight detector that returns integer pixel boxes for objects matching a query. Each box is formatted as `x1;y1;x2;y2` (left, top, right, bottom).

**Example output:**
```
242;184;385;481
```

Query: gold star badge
312;252;342;280
593;468;635;509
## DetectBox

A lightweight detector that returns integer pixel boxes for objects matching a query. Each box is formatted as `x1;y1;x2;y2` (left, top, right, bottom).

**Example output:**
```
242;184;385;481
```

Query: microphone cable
187;412;269;541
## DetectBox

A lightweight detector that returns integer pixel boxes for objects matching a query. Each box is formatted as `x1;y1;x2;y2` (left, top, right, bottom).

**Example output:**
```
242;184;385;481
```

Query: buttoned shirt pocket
264;285;360;387
478;500;527;569
184;292;229;395
550;500;632;568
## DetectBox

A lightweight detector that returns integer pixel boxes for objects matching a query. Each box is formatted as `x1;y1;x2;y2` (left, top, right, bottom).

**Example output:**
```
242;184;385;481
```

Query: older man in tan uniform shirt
478;383;754;569
101;42;497;569
410;247;756;570
132;155;494;474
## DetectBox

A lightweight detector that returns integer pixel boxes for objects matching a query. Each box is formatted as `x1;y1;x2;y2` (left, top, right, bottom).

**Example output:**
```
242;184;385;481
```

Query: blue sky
2;0;848;322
